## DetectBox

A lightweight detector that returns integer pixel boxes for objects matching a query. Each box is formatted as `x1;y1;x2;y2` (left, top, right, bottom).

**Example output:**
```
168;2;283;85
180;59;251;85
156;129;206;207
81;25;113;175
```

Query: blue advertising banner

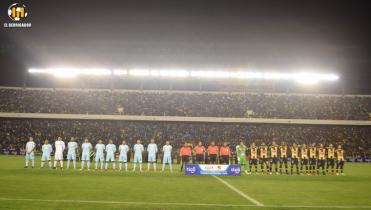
185;164;241;176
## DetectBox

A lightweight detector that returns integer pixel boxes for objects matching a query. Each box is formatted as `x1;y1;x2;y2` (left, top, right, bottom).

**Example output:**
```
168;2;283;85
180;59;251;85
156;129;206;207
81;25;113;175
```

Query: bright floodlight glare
28;68;339;83
50;68;78;78
160;70;189;77
28;68;48;74
82;68;111;76
292;72;339;85
129;69;150;76
150;70;160;76
190;70;231;78
113;69;128;75
28;68;111;78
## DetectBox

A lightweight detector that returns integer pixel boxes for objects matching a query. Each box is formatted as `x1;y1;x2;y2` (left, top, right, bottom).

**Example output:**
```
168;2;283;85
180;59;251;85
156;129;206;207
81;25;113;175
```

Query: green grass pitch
0;155;371;210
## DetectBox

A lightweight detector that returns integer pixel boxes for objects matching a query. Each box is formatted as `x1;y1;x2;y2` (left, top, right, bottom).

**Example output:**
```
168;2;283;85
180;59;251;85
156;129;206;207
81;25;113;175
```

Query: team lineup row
23;137;346;175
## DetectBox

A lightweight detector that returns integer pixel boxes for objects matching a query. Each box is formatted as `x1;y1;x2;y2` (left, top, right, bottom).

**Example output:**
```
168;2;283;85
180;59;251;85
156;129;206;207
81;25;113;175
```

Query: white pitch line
212;175;264;206
1;197;371;209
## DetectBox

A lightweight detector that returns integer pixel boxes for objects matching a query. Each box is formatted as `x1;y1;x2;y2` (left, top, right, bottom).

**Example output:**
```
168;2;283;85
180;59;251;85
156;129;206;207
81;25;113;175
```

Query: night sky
0;0;371;93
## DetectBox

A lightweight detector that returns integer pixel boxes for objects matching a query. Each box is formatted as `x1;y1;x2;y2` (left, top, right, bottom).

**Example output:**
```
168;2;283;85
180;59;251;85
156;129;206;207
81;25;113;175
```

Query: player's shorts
310;158;317;165
327;158;335;166
260;157;268;164
163;155;172;164
318;159;325;167
148;153;156;162
239;157;247;165
25;152;35;160
250;158;258;165
67;152;76;160
95;153;105;162
280;157;288;163
54;152;63;161
41;154;51;161
301;158;308;165
81;152;90;161
271;157;279;164
196;154;204;162
119;153;127;162
291;158;299;165
133;154;142;163
336;160;344;167
181;155;190;163
220;155;229;164
209;154;217;162
106;153;115;162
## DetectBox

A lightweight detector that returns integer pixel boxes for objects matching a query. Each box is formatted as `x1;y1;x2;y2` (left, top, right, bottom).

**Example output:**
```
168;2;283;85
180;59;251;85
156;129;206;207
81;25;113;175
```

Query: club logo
8;3;28;21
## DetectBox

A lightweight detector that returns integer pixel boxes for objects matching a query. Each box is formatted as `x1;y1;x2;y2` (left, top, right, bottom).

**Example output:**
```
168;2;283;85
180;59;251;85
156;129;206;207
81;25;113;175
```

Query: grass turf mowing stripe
212;175;264;206
1;197;371;209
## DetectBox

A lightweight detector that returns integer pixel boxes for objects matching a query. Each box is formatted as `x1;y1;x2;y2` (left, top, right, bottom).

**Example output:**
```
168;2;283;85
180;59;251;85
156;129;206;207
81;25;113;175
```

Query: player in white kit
53;137;66;169
41;139;53;169
118;140;130;172
95;139;105;170
162;141;173;173
133;139;144;172
24;137;36;168
147;139;158;172
105;139;117;170
67;137;78;169
80;138;93;171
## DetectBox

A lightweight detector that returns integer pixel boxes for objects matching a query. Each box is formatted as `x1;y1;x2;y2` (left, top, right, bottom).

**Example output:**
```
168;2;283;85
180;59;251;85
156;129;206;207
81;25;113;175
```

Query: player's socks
153;163;156;172
41;161;45;168
81;160;85;169
147;163;151;171
119;162;122;171
105;162;108;170
112;162;116;170
125;163;128;171
139;163;142;172
87;161;90;169
169;164;173;172
133;163;137;171
32;160;35;168
162;163;165;172
48;161;52;168
95;162;98;170
73;160;76;169
53;161;57;168
67;160;70;169
60;160;63;168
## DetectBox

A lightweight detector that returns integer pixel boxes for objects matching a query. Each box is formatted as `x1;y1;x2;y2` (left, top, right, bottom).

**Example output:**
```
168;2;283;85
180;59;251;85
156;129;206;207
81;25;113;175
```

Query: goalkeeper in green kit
236;141;248;174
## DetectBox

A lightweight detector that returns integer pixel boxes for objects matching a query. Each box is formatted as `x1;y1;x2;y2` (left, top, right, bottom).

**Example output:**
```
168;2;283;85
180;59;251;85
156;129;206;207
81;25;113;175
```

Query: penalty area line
1;197;371;209
212;175;264;206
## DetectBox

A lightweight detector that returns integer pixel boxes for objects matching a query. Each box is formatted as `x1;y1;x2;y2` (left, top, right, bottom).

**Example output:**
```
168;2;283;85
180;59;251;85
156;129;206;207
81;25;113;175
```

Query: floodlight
129;69;150;76
113;69;128;75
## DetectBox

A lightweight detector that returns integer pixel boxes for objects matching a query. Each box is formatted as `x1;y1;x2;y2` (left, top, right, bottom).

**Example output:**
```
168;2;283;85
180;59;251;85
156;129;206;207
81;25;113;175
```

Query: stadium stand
0;87;371;120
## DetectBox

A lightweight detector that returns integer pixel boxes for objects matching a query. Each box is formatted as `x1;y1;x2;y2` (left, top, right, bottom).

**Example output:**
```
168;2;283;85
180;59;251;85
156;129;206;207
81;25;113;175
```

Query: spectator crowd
0;88;370;120
0;119;369;158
